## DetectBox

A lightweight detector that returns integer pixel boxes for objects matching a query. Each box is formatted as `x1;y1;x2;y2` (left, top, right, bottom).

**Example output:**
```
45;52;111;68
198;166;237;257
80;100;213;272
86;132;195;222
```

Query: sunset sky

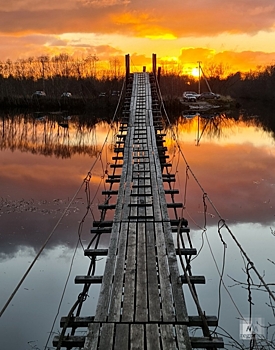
2;0;275;74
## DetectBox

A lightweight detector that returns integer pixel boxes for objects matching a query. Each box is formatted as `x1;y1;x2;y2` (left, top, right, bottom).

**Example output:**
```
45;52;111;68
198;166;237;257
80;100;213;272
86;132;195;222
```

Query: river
0;110;274;349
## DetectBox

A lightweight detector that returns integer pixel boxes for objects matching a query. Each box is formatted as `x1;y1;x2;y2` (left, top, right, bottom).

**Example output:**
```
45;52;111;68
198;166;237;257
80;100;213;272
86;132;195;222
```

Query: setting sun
191;67;200;78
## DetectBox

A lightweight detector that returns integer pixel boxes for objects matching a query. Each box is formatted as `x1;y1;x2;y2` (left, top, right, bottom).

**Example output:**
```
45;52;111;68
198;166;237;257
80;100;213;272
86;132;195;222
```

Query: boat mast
198;62;212;93
197;61;201;94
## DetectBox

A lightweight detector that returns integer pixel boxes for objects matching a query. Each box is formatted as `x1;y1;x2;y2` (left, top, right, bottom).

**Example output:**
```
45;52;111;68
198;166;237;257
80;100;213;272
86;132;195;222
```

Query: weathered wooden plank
149;112;189;323
121;221;136;322
114;324;129;350
108;221;129;322
131;324;144;350
162;220;189;322
146;324;161;350
98;323;115;350
94;222;121;321
146;221;161;321
147;125;162;222
154;221;175;322
160;324;177;350
136;221;148;322
95;116;135;322
175;325;192;350
83;322;100;350
128;202;152;207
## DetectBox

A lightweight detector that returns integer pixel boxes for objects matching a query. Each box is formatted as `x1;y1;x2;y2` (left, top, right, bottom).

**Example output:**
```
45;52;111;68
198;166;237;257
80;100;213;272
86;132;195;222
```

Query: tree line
159;64;275;102
1;53;275;105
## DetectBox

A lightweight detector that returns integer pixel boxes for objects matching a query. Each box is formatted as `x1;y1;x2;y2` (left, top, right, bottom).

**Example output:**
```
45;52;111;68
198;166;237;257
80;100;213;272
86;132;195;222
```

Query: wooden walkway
53;72;224;349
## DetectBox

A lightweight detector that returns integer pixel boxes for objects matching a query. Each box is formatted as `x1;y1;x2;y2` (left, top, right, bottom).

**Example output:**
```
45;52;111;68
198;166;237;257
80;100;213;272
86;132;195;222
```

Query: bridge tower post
125;54;130;84
152;53;157;76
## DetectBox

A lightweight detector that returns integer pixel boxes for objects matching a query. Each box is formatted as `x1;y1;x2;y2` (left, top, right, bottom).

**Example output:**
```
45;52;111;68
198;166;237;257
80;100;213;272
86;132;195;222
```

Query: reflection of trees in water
0;113;118;158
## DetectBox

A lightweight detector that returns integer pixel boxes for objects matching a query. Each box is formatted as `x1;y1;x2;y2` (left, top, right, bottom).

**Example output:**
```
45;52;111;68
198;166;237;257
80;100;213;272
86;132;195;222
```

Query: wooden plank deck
53;72;224;349
83;72;191;349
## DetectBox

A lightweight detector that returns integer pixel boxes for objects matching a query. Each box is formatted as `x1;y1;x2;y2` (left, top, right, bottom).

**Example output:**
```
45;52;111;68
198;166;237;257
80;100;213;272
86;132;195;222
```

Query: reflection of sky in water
177;223;275;342
0;245;104;350
0;115;275;348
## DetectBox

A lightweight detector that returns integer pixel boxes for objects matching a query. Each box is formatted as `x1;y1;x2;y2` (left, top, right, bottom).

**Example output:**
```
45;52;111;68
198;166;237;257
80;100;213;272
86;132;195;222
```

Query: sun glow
191;67;200;77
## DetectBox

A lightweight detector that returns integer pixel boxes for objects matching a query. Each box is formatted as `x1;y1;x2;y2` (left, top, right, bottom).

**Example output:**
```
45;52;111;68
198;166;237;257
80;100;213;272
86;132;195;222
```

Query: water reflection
0;111;275;349
0;112;119;158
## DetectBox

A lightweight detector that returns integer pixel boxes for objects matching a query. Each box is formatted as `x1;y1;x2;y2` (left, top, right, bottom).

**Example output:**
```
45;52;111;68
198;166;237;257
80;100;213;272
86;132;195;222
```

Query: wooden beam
75;275;103;284
102;190;118;195
98;204;116;210
53;336;85;347
90;228;112;234
180;276;206;284
84;249;108;256
93;220;113;227
175;248;197;256
171;227;190;233
167;203;183;208
60;316;95;328
190;337;224;348
188;316;218;327
110;164;123;168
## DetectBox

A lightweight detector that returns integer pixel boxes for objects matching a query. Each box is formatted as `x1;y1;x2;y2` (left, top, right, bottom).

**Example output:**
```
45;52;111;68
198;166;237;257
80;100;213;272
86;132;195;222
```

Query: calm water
0;111;275;349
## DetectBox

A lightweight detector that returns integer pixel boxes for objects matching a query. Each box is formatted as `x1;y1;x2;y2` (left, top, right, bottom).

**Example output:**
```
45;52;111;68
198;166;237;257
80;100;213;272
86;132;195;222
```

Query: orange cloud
2;0;274;37
0;0;275;72
178;47;275;74
111;11;174;38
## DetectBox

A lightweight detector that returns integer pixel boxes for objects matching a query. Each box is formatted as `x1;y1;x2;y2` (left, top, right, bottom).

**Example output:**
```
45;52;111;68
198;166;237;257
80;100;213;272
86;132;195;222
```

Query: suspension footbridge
53;57;224;349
